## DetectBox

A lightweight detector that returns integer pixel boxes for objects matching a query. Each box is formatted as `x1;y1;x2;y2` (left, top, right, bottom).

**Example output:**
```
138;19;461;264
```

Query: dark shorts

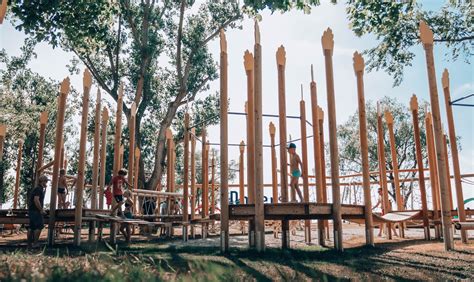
28;210;44;230
58;187;66;194
114;195;124;203
124;211;133;219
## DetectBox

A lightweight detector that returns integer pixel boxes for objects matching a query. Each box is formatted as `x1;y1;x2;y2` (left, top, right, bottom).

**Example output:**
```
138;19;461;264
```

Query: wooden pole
321;28;343;251
276;45;290;249
166;128;172;214
13;139;23;209
60;140;65;170
184;113;190;223
204;141;209;217
353;52;374;246
376;103;391;239
113;84;124;176
0;0;7;25
300;88;311;244
74;69;92;246
443;134;454;211
253;21;265;252
48;77;70;246
318;107;329;239
269;123;278;203
442;69;468;243
128;102;137;195
410;95;431;240
244;50;256;205
191;128;196;220
425;112;441;239
91;90;101;210
133;147;140;214
34;112;48;187
201;127;207;218
420;20;453;250
239;141;245;204
310;66;325;246
99;107;109;210
211;153;215;215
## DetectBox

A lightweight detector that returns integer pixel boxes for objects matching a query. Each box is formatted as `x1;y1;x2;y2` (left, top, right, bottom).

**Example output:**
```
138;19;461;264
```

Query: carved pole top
353;51;364;73
243;50;254;71
0;124;6;137
410;94;419;111
311;64;314;82
135;147;141;158
321;28;334;51
166;128;173;140
96;88;101;101
254;20;260;45
300;84;304;101
442;69;449;89
239;141;245;152
60;77;71;94
102;106;109;121
276;45;286;66
419;20;434;45
318;106;324;121
269;122;276;135
426;111;432;122
384;110;394;125
118;83;124;100
220;29;227;53
83;69;92;89
131;102;137;117
377;101;382;117
40;111;49;124
18;139;24;146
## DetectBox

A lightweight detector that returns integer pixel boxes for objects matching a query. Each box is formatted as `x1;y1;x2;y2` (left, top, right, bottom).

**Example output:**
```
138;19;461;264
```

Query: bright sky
1;1;473;209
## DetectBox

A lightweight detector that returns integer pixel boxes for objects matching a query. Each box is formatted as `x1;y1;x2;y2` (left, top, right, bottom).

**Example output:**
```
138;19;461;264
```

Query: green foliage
242;0;331;14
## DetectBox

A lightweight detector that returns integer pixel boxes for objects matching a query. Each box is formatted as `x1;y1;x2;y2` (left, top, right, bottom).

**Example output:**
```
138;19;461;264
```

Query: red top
105;187;113;205
112;175;125;196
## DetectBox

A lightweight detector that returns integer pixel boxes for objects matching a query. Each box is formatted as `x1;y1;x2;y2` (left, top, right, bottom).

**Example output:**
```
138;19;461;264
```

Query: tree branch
176;0;186;90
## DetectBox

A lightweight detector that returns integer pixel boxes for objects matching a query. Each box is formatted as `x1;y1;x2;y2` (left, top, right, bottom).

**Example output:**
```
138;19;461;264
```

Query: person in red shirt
107;169;132;216
104;186;113;209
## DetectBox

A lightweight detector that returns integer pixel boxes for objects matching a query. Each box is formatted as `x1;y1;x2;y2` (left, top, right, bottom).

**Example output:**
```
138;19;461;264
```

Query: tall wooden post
74;69;92;246
410;95;431;240
113;84;124;176
128;103;137;195
310;66;325;246
385;110;405;238
35;112;48;187
322;28;343;251
90;90;101;210
443;135;454;210
191;128;196;220
201;128;207;218
376;103;391;239
99;107;109;209
60;141;65;169
133;148;140;214
420;20;453;250
244;52;256;205
48;77;70;246
442;70;468;243
0;0;7;24
318;106;329;239
269;123;278;203
425;112;441;238
353;52;374;246
219;29;229;252
13;140;23;209
300;89;311;244
166;128;172;214
211;153;216;215
276;45;290;249
239;141;245;204
184;113;190;223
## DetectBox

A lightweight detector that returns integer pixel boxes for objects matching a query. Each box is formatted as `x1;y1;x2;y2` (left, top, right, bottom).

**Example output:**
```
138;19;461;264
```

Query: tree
337;96;429;208
10;0;242;190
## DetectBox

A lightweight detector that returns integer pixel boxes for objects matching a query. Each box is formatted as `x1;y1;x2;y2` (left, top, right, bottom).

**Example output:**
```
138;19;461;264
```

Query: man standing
28;174;48;248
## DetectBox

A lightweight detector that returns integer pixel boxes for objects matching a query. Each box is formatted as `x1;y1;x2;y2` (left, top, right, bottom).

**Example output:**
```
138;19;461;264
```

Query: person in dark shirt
28;175;48;248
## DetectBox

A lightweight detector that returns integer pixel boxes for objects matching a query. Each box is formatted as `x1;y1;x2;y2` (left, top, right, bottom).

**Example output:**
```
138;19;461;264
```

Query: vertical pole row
321;28;343;251
220;30;230;252
35;112;48;187
276;45;290;249
425;112;441;238
441;69;467;243
352;52;374;247
113;85;124;177
410;95;430;240
74;69;92;246
48;77;70;246
99;108;109;210
91;90;101;210
419;21;453;250
299;91;311;244
269;123;278;203
13;140;23;209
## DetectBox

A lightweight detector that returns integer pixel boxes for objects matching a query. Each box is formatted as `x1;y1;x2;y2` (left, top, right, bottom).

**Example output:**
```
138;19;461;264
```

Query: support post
99;108;109;209
48;77;70;246
133;148;140;214
353;52;374;246
74;69;92;246
191;128;196;221
321;28;343;251
201;128;207;218
220;30;230;252
276;45;290;249
410;95;431;240
211;153;215;215
299;88;311;244
442;135;454;211
318;107;330;239
269;123;278;203
442;69;468;243
184;113;190;223
420;21;453;250
91;90;101;210
376;103;391;239
34;112;48;187
239;141;245;204
13;140;23;209
128;103;137;195
113;84;124;176
425;112;441;238
0;124;6;207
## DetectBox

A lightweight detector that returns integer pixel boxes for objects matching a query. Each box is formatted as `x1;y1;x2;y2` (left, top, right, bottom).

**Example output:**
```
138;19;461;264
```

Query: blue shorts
291;170;301;178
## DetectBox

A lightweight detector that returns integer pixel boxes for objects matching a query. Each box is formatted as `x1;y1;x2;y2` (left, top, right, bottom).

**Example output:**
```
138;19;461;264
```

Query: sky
1;1;473;209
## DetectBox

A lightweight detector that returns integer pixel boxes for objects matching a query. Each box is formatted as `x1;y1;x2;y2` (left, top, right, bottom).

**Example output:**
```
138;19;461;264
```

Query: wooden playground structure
0;20;473;253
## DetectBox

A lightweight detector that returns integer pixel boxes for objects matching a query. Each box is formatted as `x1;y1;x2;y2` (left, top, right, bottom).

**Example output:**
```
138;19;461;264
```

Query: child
120;190;134;242
287;143;304;202
107;168;132;216
58;169;68;209
104;186;113;209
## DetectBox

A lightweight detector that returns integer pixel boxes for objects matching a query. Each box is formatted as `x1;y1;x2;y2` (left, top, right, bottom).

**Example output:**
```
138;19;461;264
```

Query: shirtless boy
58;169;68;209
288;143;304;202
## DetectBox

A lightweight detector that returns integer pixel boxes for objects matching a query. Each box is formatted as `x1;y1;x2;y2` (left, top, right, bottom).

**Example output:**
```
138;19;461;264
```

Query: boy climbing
108;168;132;216
288;143;304;202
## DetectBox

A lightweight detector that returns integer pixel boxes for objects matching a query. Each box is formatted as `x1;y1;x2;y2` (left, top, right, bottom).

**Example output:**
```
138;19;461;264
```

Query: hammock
372;211;422;223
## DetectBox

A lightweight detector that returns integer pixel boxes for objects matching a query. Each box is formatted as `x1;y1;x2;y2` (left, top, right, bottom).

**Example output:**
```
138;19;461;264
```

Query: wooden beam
239;141;245;204
419;20;453;250
376;103;391;239
99;107;109;210
204;141;209;217
425;111;441;239
34;112;48;187
48;77;70;246
269;123;278;203
184;113;190;223
113;84;124;176
318;106;330;240
74;69;92;246
220;29;229;252
409;95;430;240
201;127;207;218
211;153;216;215
299;89;311;244
442;69;468;243
353;52;374;247
322;28;343;251
276;45;290;249
244;51;256;205
127;102;137;198
91;90;101;210
133;147;140;214
442;134;454;211
191;128;196;220
13;140;23;209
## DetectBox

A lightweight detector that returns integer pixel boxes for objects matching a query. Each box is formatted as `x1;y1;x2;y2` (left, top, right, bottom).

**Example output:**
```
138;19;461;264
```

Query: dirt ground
0;221;472;281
